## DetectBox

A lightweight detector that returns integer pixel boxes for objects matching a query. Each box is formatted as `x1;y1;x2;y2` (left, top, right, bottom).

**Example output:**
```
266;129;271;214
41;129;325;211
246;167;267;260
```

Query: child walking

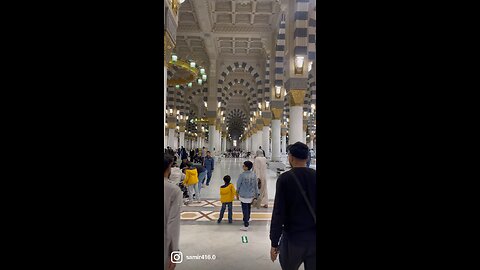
217;175;236;224
183;163;200;204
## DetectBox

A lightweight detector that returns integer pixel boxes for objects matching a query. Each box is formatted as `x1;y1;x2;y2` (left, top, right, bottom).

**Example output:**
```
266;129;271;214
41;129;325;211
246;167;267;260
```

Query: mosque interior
164;1;316;269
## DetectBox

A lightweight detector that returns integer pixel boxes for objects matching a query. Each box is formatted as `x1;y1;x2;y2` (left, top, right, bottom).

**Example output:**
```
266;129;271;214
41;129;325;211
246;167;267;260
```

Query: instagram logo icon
171;251;183;264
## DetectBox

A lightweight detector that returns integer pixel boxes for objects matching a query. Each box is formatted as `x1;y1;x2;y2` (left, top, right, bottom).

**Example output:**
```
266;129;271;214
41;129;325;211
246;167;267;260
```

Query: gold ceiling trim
167;59;200;86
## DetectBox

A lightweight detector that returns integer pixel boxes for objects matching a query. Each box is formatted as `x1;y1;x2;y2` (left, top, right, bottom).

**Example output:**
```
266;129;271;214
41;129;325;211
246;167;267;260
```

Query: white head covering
256;150;264;157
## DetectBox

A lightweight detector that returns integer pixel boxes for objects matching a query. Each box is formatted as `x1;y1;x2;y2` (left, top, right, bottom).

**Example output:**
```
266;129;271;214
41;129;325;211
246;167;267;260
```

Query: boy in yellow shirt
217;175;236;224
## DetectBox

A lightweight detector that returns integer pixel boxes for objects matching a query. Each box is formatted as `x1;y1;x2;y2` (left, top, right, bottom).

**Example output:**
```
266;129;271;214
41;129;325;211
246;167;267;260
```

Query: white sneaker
240;226;248;231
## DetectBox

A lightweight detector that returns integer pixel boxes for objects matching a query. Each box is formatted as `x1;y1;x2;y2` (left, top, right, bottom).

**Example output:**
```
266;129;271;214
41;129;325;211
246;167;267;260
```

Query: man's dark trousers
206;169;213;185
279;233;316;270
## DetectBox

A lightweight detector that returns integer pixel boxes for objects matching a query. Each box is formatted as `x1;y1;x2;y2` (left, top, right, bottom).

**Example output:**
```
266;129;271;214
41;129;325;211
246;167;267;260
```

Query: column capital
271;108;283;120
263;118;271;126
178;121;186;132
288;89;306;106
207;117;216;125
166;116;177;129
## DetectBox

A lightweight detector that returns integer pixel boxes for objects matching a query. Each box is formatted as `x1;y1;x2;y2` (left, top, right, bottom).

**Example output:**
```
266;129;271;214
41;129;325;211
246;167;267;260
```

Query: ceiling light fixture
294;56;305;74
275;86;281;98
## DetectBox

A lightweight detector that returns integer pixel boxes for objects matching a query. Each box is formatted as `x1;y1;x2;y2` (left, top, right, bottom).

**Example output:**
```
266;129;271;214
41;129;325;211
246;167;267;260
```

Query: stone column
179;132;185;149
166;116;176;148
309;134;314;149
178;121;185;149
303;116;308;144
271;107;282;161
168;129;175;148
250;128;257;152
288;90;306;145
208;126;215;151
249;132;253;152
262;125;270;158
256;119;264;154
262;113;271;158
197;131;203;149
216;122;222;154
222;133;227;152
281;125;287;154
174;129;178;149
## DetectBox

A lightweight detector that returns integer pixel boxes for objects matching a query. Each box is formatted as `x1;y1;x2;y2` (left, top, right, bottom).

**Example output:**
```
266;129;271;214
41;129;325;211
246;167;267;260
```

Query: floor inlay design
181;211;272;221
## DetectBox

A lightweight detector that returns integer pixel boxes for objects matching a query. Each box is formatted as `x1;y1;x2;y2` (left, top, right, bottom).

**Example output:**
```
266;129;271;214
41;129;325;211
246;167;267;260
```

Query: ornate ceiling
167;0;316;140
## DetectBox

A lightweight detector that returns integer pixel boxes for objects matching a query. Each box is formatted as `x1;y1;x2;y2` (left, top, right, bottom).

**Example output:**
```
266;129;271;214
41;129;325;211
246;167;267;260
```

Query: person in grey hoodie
236;160;259;231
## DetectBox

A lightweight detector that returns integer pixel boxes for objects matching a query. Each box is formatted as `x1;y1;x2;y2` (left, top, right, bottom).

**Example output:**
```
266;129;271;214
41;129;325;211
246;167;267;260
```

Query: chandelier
167;54;207;87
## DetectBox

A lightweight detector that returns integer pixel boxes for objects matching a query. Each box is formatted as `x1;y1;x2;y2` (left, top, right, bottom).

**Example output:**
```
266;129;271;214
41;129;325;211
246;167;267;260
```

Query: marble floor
174;156;314;270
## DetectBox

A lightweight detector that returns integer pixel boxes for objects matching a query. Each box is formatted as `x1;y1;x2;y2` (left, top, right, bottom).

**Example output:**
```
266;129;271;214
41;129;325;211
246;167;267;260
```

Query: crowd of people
164;141;316;270
224;147;244;158
164;146;207;164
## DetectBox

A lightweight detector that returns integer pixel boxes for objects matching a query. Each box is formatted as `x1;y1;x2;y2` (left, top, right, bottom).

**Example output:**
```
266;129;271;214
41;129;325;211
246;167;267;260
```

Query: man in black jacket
269;142;316;270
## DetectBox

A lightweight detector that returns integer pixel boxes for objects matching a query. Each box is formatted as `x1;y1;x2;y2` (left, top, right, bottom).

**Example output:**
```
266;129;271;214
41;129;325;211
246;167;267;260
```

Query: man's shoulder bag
289;170;316;224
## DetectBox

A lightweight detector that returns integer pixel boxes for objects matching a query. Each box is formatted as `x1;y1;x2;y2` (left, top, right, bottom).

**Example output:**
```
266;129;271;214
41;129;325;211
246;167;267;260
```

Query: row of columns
240;89;315;161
